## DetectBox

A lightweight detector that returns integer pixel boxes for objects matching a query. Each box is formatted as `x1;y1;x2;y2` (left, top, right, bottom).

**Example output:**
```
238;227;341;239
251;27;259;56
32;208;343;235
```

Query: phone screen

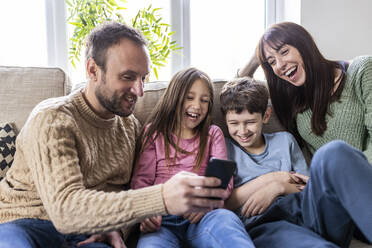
204;158;236;189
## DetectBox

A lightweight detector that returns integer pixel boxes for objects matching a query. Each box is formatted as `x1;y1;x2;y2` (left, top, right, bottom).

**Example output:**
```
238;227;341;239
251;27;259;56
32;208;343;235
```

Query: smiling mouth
124;94;137;104
237;134;253;142
186;111;200;120
285;66;297;79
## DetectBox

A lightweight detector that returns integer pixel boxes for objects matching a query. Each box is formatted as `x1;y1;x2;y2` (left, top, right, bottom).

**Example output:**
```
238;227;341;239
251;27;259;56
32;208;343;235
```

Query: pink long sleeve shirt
131;125;233;196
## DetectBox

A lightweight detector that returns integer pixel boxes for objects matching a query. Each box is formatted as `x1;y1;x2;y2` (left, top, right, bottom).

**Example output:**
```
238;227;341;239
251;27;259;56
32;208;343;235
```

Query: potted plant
66;0;181;79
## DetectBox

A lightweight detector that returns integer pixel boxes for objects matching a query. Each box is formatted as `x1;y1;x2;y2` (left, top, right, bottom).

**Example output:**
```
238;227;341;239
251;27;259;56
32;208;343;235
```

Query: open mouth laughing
236;133;254;143
186;111;200;121
284;66;298;80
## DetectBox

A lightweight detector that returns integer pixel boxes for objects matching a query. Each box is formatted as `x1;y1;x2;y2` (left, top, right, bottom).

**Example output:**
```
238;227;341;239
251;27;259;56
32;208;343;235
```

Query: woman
256;21;372;163
233;22;372;248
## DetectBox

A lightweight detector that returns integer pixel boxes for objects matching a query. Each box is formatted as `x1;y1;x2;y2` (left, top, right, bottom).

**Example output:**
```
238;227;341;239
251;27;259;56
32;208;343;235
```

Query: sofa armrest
0;66;71;131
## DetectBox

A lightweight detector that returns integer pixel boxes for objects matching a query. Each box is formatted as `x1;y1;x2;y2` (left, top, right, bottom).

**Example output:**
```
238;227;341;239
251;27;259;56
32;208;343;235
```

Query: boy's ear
263;106;272;124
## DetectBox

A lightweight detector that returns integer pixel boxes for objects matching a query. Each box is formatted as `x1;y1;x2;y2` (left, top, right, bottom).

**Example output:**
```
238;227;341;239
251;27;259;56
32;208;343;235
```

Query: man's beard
95;74;136;117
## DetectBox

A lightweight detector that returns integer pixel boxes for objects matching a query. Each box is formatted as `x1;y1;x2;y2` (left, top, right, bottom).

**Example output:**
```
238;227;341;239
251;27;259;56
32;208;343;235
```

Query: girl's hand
77;231;126;248
140;216;162;233
183;212;205;224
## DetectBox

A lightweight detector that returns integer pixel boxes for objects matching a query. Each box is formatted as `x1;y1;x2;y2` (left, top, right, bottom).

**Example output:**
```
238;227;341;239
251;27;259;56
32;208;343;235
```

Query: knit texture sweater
296;56;372;163
0;90;167;235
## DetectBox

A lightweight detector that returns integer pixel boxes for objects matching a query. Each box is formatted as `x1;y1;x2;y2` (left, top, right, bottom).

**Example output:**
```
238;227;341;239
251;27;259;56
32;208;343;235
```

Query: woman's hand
183;212;205;224
77;230;126;248
271;171;309;191
139;216;162;233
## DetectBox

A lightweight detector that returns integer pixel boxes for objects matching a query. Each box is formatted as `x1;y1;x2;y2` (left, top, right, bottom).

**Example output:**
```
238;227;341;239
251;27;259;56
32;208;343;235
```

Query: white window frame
45;0;289;78
170;0;277;76
45;0;68;73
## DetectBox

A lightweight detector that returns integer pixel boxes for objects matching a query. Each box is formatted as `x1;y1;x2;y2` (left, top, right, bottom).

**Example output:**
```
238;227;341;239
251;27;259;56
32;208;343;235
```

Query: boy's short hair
220;77;269;116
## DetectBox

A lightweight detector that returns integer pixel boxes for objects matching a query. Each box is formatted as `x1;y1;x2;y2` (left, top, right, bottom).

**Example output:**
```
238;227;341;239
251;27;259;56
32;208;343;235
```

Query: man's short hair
85;22;148;72
220;77;269;116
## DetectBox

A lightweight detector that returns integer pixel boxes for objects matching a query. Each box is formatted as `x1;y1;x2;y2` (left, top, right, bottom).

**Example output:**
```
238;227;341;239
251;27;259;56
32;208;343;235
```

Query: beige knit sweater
0;90;166;235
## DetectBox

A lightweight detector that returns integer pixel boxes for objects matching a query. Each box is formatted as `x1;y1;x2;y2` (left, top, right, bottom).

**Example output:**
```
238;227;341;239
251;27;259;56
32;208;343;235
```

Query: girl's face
180;79;210;138
263;43;306;87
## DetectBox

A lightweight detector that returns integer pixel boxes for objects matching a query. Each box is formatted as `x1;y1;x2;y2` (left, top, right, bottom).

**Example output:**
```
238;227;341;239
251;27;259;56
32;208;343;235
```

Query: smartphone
205;158;236;189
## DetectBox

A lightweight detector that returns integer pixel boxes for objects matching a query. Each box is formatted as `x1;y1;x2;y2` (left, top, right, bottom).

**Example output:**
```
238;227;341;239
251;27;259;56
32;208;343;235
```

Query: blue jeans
0;219;112;248
137;208;255;248
246;140;372;248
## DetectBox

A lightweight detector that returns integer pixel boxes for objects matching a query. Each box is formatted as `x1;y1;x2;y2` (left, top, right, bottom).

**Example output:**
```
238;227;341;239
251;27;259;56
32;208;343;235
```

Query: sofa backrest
0;66;71;132
134;80;285;136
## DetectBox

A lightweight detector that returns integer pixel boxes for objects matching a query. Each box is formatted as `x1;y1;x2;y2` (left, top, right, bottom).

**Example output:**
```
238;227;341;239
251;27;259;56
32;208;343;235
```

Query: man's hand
183;212;205;224
139;216;162;233
77;230;126;248
162;171;227;215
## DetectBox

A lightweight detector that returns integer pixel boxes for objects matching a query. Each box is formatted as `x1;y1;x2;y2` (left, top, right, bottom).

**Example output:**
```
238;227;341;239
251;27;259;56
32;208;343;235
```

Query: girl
131;68;254;248
232;22;372;247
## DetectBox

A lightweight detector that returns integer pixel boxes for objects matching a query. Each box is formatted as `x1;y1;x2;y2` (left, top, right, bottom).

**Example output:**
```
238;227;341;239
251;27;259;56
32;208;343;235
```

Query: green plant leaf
67;0;182;80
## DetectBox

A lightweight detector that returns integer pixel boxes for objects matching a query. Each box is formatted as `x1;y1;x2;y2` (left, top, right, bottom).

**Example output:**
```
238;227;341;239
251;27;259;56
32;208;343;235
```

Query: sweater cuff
128;184;167;220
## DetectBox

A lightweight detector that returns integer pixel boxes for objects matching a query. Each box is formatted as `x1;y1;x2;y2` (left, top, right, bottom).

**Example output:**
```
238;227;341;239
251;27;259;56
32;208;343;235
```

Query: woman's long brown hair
256;22;346;141
136;67;214;171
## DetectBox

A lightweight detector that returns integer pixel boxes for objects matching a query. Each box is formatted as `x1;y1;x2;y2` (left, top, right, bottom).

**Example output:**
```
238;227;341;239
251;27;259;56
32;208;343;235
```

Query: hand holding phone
204;158;236;189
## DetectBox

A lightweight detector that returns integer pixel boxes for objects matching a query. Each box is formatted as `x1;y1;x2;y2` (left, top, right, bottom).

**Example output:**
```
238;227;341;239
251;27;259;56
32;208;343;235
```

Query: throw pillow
0;123;16;180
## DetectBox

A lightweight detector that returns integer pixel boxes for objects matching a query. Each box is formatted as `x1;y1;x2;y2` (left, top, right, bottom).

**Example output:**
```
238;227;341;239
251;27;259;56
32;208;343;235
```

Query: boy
219;77;309;226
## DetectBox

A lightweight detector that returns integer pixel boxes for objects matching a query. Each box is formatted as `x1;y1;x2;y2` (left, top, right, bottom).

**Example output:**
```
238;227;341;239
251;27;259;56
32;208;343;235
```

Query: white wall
301;0;372;60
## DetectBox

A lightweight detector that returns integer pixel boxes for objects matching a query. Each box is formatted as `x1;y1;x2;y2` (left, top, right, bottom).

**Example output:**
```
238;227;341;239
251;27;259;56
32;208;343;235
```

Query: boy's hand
270;171;296;183
241;182;279;217
140;216;162;233
183;212;205;224
289;172;309;185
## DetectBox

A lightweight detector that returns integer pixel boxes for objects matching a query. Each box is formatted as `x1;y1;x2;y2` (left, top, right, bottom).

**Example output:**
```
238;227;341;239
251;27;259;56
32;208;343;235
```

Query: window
68;0;268;83
0;1;48;67
1;1;283;83
67;0;171;84
188;0;265;80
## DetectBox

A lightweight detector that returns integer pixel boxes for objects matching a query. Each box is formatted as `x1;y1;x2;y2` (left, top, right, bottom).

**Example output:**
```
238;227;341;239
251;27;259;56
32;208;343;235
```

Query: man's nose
130;78;144;97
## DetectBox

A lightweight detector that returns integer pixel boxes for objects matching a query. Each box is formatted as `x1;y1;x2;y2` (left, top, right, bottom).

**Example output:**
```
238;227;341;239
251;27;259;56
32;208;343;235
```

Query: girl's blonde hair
136;67;214;170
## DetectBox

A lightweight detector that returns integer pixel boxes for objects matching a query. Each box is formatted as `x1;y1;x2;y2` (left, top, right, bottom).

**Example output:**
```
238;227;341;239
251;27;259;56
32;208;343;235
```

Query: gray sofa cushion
0;66;71;131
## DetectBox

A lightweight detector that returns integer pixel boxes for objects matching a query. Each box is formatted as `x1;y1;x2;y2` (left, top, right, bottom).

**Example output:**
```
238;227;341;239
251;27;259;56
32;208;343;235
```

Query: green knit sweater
297;56;372;163
0;90;166;236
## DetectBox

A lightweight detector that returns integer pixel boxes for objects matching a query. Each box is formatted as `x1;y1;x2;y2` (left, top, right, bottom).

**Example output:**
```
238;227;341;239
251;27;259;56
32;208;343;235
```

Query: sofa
0;66;370;247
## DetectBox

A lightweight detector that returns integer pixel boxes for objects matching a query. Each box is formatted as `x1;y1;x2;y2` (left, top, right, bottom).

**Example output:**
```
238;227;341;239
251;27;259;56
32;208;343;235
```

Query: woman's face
263;43;306;87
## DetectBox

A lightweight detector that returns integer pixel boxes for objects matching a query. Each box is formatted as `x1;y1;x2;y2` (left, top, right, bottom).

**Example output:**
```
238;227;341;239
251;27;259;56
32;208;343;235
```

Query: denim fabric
0;219;111;248
245;140;372;248
137;209;254;248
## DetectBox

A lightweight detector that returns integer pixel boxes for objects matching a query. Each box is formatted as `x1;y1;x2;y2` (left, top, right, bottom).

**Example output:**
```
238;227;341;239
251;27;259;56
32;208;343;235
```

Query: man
0;22;226;248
